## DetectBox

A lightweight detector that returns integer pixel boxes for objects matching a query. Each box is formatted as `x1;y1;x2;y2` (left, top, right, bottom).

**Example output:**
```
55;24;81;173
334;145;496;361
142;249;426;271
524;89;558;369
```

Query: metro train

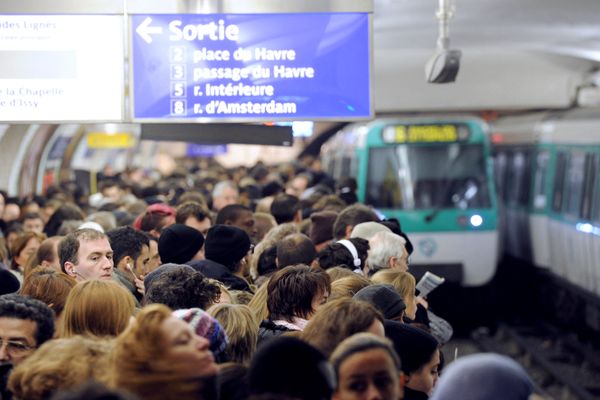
321;110;600;299
321;116;499;287
491;109;600;299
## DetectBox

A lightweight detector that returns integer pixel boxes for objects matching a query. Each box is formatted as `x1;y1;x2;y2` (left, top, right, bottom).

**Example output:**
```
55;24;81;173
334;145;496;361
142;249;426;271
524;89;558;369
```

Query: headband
336;240;361;267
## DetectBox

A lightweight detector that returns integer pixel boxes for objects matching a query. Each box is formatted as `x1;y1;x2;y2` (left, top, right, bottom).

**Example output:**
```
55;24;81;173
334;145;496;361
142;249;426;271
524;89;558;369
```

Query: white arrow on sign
136;17;163;44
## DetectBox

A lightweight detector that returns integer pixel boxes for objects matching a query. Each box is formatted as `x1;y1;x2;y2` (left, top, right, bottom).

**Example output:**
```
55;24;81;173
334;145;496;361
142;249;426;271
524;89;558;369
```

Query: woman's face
309;290;329;319
15;237;41;267
406;349;440;395
161;316;218;378
333;348;401;400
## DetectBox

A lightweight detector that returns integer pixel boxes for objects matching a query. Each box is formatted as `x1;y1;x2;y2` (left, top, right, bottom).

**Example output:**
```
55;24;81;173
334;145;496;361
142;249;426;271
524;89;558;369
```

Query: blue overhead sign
131;13;371;121
187;144;228;157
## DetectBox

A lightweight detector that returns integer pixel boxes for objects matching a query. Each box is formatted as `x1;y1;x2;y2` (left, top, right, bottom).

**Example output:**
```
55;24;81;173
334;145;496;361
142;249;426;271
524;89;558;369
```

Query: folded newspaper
415;271;445;297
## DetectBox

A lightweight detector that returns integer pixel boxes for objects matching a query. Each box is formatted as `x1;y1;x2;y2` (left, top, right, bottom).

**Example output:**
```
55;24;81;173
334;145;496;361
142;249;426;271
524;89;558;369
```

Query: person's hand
134;275;145;295
416;295;429;309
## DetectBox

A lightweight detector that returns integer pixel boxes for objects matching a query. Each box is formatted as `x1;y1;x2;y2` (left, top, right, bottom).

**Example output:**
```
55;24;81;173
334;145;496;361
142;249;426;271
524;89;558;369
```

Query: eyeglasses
0;339;35;355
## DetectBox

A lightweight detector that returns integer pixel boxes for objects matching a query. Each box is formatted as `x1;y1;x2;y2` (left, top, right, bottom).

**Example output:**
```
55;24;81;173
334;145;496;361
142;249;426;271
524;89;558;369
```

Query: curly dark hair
0;294;55;346
145;268;221;310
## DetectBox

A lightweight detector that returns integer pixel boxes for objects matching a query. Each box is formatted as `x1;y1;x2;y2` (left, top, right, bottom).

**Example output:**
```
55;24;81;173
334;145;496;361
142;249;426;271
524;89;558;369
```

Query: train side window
591;154;600;224
493;151;508;202
563;151;586;218
367;147;403;208
579;153;598;221
341;156;352;179
506;151;527;207
502;152;514;204
519;150;532;207
532;150;549;210
322;154;334;178
552;152;567;213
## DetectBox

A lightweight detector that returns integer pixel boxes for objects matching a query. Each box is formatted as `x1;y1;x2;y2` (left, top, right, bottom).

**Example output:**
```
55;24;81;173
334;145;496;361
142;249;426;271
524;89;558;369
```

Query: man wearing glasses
0;294;55;397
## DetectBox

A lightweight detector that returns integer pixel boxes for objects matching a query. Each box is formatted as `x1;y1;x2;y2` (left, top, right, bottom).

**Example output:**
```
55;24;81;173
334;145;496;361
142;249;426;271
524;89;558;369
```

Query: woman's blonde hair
247;278;270;322
301;298;384;358
207;303;258;364
330;332;401;376
229;289;254;305
108;304;214;400
61;279;135;338
329;274;371;302
371;269;416;307
325;266;357;282
8;335;113;400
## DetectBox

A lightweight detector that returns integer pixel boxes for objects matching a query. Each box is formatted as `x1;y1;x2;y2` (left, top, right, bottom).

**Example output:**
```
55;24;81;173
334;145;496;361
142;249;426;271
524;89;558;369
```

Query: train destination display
131;13;371;121
0;15;123;122
382;124;471;143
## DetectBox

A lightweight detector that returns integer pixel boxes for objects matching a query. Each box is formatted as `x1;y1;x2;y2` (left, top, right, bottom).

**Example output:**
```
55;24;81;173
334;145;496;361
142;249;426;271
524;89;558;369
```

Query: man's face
69;238;114;282
232;211;257;242
285;176;308;198
102;185;122;203
185;216;211;236
23;217;44;233
146;239;161;273
213;187;238;211
391;246;409;272
134;244;151;276
0;317;37;366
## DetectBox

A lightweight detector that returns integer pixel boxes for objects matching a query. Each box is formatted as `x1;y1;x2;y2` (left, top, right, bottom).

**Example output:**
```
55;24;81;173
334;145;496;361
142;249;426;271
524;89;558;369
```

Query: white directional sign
0;15;124;122
136;17;163;44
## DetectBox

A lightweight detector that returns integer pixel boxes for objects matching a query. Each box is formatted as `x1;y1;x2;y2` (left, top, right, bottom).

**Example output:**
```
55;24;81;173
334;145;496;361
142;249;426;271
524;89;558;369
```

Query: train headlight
576;223;593;233
470;214;483;227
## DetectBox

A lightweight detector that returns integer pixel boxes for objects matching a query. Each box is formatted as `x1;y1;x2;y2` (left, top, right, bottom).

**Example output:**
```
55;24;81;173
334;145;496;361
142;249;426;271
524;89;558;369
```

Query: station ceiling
374;0;600;61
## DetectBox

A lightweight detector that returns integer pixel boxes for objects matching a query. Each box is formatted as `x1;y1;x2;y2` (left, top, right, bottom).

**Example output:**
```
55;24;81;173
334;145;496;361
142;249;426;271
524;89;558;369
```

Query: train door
529;149;551;268
502;147;533;262
589;153;600;295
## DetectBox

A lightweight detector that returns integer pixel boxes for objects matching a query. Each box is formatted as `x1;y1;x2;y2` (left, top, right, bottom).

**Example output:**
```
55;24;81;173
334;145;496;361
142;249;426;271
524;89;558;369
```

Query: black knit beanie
384;320;439;375
249;336;335;400
0;269;20;295
205;224;251;267
158;224;205;265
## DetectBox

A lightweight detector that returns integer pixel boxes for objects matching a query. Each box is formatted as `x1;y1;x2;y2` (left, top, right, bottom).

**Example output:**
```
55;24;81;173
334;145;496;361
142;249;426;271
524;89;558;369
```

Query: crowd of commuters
0;160;539;400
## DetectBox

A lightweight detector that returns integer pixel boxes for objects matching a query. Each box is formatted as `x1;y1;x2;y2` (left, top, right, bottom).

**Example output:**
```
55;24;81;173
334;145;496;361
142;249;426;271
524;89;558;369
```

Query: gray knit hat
353;284;406;319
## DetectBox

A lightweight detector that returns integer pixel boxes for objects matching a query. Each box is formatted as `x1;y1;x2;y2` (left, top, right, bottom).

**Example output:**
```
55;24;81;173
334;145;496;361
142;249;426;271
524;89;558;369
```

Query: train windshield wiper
424;145;464;223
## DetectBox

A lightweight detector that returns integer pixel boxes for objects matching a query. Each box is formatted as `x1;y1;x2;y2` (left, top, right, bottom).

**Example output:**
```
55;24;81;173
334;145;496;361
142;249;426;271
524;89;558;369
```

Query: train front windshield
366;143;490;210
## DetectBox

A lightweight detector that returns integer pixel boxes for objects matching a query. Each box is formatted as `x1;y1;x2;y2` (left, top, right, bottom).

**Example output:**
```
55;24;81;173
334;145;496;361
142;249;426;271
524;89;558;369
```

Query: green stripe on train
373;209;497;232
